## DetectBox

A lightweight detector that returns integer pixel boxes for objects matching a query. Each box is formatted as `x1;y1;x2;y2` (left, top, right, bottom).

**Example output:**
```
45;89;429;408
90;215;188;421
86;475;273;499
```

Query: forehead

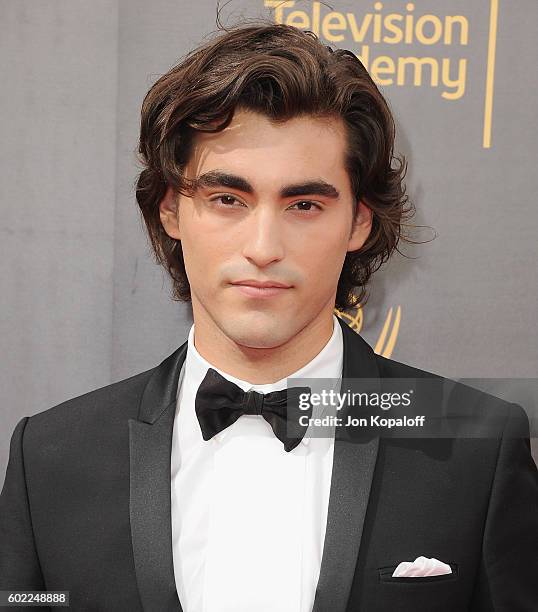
185;108;350;186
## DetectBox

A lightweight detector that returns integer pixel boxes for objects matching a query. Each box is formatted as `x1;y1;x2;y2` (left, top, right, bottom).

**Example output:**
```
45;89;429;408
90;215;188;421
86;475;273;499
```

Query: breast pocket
378;563;458;584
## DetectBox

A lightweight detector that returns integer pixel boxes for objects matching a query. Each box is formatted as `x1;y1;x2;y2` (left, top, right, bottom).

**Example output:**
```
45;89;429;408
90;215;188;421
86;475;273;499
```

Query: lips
231;280;292;289
231;281;292;298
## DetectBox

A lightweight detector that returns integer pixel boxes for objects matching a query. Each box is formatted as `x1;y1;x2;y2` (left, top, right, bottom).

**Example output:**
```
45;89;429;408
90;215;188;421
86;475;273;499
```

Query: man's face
160;107;372;350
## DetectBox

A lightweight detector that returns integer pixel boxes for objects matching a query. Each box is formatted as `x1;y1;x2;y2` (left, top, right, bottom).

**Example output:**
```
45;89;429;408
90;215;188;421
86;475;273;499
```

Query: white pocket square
392;555;452;577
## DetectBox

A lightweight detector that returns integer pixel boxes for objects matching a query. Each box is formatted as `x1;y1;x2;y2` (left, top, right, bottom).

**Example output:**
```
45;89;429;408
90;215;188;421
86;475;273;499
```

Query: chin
220;314;294;350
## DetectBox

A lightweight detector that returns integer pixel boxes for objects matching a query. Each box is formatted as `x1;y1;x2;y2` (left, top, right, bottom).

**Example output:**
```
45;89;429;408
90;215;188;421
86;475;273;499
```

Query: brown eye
222;195;236;205
210;195;245;207
290;201;322;212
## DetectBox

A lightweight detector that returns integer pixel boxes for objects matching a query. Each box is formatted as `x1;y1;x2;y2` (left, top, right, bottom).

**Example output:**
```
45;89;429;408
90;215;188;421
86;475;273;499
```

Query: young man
1;23;537;612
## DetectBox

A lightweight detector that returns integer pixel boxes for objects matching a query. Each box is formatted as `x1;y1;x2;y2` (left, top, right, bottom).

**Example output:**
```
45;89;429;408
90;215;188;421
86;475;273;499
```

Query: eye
209;194;246;208
208;195;322;212
288;201;322;212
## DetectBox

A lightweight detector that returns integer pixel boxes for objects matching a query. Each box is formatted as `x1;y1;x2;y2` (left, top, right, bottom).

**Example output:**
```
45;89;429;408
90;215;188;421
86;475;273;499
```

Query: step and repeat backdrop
2;0;537;478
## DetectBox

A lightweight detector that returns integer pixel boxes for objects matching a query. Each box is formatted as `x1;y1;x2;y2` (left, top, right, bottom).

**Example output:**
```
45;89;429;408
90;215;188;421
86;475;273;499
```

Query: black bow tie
195;368;312;452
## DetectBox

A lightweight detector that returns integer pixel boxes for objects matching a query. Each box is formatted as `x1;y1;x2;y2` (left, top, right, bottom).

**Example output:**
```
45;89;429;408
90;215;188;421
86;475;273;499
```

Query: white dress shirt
171;314;344;612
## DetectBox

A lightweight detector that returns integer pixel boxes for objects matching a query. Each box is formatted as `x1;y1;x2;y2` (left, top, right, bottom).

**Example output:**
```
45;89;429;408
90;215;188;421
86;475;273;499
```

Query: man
1;22;537;612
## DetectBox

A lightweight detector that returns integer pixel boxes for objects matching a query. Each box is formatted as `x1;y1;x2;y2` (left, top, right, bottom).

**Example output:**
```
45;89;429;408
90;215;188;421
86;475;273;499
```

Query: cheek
295;241;346;288
181;232;232;292
180;234;215;285
302;213;352;251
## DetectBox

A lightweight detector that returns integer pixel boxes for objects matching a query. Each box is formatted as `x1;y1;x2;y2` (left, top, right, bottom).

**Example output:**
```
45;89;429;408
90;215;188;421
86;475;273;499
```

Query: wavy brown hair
135;20;416;311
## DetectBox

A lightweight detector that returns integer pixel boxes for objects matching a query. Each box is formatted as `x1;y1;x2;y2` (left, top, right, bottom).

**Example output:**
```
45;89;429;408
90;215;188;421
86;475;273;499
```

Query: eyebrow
192;170;340;200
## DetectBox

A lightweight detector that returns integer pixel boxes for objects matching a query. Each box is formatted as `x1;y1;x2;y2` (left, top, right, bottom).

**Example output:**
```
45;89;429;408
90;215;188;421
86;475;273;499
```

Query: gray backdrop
2;0;537;484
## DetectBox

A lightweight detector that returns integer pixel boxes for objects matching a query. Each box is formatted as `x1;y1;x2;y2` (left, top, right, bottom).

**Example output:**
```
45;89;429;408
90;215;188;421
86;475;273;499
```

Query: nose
241;208;285;268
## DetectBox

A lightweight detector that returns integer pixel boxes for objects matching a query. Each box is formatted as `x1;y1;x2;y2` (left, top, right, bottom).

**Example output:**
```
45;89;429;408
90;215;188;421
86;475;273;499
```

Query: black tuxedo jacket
1;316;537;611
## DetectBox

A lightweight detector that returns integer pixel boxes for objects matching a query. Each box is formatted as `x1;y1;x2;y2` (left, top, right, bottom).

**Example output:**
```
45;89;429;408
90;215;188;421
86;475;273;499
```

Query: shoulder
22;365;157;447
372;353;527;433
374;353;443;380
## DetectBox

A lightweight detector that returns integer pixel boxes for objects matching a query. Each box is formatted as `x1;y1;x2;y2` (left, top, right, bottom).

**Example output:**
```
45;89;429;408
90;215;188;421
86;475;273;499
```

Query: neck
190;304;336;385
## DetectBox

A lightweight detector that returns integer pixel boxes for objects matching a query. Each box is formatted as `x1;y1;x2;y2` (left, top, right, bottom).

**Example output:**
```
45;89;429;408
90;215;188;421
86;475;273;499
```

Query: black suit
1;316;537;611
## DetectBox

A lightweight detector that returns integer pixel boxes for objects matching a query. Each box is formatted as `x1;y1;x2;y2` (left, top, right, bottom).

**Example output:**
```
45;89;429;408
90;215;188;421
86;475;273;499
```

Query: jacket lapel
312;316;381;612
129;315;381;612
129;341;188;612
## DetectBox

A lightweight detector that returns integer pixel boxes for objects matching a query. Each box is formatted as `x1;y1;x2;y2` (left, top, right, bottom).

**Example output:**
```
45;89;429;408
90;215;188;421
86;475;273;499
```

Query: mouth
230;280;292;298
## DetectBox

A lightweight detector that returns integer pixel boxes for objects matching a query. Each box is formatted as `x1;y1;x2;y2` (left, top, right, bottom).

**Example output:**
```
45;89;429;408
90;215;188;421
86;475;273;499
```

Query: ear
347;200;373;252
159;186;181;240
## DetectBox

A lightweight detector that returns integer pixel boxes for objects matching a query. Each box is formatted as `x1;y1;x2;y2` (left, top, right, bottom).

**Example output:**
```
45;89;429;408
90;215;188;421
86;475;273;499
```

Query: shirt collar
181;314;343;446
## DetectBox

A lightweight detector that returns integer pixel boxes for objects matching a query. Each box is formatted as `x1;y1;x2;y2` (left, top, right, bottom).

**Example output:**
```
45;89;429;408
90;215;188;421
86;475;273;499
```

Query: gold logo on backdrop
265;0;499;148
334;303;401;358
